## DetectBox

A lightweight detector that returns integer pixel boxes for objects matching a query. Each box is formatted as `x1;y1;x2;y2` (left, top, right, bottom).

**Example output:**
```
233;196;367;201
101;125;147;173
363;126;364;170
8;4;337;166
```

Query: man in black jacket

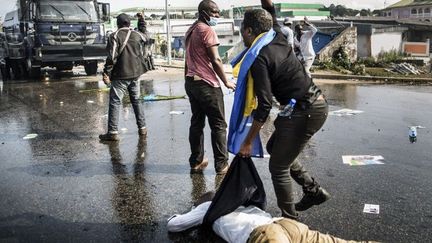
237;0;330;219
100;13;149;141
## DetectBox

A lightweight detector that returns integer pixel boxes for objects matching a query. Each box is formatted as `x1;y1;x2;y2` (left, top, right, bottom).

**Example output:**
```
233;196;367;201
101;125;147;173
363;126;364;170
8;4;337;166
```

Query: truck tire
10;59;24;80
29;66;41;79
84;62;98;76
56;63;74;72
26;58;41;79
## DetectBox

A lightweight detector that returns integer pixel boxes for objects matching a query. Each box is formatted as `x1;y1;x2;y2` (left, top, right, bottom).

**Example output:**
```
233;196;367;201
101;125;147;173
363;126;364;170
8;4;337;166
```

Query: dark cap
116;13;131;27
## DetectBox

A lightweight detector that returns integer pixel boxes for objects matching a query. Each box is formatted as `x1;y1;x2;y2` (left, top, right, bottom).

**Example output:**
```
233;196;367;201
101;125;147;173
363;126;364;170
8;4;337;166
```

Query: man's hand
304;16;310;26
224;80;236;90
103;73;111;85
238;141;253;158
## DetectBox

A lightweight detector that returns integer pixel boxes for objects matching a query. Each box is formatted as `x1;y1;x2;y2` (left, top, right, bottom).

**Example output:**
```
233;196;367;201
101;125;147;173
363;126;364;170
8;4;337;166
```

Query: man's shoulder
194;22;213;33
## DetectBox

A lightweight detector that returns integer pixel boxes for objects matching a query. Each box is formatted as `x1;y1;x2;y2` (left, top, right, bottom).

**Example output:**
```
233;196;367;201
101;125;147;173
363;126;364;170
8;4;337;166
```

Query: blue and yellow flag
228;29;276;157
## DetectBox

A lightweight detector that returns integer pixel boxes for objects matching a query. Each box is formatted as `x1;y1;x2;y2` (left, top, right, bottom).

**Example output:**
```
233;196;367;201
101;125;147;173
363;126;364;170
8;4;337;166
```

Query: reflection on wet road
0;68;431;242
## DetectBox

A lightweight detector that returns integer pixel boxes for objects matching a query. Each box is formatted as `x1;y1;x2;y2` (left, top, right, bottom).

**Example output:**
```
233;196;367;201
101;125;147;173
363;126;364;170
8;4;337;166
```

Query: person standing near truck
99;13;150;141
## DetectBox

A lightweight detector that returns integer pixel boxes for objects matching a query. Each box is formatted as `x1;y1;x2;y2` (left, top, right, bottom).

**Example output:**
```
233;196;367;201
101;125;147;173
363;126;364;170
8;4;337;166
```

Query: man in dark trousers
184;0;236;174
237;0;330;219
100;14;149;141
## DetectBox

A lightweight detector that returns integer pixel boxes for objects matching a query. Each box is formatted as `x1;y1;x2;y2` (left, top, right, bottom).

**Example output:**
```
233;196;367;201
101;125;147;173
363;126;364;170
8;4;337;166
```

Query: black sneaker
99;133;120;141
295;187;330;211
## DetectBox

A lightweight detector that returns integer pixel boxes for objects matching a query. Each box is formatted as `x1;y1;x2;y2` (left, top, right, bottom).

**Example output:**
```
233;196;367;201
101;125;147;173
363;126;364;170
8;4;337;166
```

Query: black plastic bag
202;155;266;226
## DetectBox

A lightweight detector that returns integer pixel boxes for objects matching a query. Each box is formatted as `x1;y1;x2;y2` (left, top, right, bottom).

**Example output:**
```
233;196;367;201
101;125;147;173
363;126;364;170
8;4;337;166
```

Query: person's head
283;17;293;28
198;0;220;26
136;12;143;19
240;9;273;47
116;13;131;28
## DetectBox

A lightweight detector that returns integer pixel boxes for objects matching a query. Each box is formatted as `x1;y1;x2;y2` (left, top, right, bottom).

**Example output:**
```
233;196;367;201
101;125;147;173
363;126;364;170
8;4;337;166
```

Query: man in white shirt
294;17;317;77
167;195;370;243
280;17;294;48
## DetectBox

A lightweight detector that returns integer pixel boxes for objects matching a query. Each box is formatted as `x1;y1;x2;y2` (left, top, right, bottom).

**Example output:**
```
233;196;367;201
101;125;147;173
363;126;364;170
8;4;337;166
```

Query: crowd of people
98;1;370;242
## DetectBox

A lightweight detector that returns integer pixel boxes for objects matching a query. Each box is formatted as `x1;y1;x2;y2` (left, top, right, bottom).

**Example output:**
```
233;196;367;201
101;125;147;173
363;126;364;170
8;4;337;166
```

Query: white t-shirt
294;25;317;61
280;26;294;48
167;202;277;243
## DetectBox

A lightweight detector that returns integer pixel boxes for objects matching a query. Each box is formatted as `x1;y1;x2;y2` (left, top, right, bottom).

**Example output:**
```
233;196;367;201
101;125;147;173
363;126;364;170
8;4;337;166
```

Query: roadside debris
23;134;38;140
142;94;186;102
329;109;364;116
169;111;184;115
409;126;426;143
79;88;110;93
385;63;423;75
342;155;384;166
363;204;380;214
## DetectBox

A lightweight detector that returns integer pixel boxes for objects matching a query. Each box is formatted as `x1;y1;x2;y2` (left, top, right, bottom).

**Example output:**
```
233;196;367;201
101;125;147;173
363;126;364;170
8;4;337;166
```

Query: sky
0;0;400;20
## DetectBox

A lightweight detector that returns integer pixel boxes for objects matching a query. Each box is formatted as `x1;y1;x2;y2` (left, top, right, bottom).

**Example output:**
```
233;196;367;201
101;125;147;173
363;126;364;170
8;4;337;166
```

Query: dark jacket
202;156;266;226
103;27;149;80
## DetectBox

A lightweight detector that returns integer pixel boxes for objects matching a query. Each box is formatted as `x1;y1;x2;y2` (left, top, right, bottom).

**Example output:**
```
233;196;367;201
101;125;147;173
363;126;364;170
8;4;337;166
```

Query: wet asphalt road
0;67;432;243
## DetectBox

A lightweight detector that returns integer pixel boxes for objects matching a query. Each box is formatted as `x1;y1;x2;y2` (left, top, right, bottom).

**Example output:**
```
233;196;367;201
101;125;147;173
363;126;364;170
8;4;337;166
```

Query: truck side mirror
101;3;110;22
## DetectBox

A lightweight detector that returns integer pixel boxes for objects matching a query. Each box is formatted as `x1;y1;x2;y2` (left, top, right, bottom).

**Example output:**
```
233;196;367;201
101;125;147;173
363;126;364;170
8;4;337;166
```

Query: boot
295;187;330;211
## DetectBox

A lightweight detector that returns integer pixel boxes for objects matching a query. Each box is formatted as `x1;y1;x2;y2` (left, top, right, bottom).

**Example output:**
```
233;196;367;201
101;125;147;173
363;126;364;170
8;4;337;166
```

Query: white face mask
202;10;219;26
207;16;219;26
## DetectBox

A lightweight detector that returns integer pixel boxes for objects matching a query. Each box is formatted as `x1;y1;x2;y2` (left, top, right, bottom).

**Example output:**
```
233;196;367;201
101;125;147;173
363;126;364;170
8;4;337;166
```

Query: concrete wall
357;35;371;58
317;27;357;62
371;32;403;57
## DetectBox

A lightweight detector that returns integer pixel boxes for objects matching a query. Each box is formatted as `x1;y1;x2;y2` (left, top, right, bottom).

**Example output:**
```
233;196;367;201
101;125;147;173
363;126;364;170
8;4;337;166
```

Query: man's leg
202;86;228;173
303;58;314;77
292;100;330;211
107;80;128;133
128;78;146;132
269;115;308;219
185;80;206;168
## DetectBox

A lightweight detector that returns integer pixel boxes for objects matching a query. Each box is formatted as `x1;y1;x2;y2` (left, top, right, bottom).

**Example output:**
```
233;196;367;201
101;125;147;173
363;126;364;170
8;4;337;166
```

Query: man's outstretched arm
167;201;211;232
261;0;273;9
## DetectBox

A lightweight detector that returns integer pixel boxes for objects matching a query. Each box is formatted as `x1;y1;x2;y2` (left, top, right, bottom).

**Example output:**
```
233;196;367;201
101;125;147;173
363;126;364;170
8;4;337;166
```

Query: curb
312;73;432;83
155;63;432;84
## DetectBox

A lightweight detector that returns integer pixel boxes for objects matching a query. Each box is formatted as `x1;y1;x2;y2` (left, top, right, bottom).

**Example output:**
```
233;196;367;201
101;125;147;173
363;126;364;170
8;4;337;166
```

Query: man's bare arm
207;45;236;90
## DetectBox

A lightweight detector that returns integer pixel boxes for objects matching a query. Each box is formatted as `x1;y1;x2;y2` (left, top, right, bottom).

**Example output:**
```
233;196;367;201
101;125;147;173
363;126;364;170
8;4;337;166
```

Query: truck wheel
10;60;23;80
29;66;41;79
84;62;98;76
26;59;41;79
56;63;74;72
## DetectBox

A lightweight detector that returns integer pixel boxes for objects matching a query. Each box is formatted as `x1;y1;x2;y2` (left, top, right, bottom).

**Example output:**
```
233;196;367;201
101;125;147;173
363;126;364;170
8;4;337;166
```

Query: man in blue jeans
100;13;149;141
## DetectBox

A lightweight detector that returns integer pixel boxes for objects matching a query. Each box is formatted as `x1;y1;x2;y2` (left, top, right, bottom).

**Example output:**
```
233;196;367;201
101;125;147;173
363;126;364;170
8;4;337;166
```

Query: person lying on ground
167;191;376;243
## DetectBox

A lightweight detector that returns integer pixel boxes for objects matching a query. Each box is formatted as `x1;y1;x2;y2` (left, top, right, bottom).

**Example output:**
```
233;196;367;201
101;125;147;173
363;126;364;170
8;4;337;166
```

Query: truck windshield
38;1;98;22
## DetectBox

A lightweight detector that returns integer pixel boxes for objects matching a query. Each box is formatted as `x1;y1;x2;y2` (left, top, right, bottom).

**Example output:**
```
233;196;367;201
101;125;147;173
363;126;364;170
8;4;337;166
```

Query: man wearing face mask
184;0;236;175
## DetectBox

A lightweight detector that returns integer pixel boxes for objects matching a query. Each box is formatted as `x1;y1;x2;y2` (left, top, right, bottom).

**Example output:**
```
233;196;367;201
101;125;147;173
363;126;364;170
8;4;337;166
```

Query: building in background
382;0;432;22
233;3;330;21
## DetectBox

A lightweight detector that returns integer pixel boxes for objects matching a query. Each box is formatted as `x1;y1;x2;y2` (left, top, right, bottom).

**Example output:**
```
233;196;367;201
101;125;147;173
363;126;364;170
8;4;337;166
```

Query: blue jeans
108;78;146;133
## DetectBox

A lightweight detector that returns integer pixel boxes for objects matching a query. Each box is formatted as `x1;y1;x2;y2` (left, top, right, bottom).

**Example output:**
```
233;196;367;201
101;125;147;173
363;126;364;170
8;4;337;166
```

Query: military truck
2;0;110;79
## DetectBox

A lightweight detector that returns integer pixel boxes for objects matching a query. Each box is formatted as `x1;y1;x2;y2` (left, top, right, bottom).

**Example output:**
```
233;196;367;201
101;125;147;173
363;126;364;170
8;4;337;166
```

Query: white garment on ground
280;26;294;48
167;202;276;243
294;25;317;61
166;201;211;232
213;205;275;243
